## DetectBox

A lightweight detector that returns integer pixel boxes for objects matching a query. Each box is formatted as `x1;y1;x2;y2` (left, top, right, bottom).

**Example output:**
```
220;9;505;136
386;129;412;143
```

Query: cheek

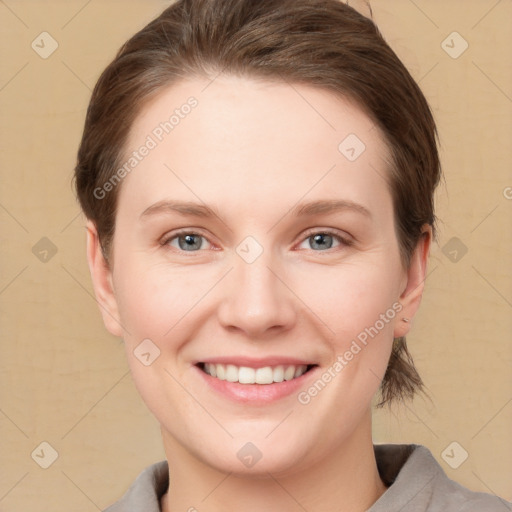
113;257;204;344
295;259;400;402
112;257;199;420
113;249;402;350
297;258;402;341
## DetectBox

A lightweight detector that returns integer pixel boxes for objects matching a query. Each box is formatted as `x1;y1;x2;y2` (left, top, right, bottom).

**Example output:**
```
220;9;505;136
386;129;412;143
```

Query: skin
86;75;431;511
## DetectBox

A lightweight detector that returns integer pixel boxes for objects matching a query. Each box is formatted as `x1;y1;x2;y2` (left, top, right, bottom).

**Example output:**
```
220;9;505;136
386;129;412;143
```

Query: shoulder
103;459;169;512
371;443;511;512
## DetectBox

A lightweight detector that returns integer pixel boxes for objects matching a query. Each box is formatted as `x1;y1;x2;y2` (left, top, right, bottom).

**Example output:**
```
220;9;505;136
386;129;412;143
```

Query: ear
394;224;432;338
85;220;123;337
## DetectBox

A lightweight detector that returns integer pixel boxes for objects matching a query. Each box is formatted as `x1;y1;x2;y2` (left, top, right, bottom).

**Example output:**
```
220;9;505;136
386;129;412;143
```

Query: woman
73;0;510;510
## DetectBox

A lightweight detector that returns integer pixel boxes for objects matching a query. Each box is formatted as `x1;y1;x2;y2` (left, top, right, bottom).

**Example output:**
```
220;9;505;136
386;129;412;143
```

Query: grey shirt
104;444;511;511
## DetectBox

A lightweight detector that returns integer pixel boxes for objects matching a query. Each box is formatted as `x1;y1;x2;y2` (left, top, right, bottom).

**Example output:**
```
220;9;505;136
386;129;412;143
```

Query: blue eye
161;229;351;254
164;232;209;251
309;232;337;250
298;231;349;251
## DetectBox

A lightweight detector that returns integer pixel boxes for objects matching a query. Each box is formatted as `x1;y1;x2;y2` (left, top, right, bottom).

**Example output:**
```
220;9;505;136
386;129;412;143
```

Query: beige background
0;0;511;509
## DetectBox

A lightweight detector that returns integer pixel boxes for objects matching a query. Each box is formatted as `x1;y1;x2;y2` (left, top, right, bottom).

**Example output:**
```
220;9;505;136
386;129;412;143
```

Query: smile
198;363;317;385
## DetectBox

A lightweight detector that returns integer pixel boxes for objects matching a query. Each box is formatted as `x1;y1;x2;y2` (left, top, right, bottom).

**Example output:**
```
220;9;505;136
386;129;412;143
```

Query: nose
216;246;298;339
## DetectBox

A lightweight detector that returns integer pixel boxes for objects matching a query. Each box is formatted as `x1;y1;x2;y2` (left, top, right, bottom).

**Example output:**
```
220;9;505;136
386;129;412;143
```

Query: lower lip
195;365;319;404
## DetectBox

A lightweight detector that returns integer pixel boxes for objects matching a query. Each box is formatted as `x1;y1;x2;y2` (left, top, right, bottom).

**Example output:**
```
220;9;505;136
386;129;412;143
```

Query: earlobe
394;225;432;339
85;221;124;337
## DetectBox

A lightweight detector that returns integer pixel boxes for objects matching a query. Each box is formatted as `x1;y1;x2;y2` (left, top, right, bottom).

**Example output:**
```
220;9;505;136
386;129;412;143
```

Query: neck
160;409;387;512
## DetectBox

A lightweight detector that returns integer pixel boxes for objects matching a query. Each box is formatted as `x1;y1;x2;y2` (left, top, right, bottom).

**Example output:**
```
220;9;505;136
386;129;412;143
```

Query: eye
160;228;352;253
297;230;352;251
161;230;213;252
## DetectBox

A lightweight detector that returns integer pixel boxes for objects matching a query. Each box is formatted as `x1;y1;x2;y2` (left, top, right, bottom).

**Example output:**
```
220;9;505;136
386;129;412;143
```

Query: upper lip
195;356;317;368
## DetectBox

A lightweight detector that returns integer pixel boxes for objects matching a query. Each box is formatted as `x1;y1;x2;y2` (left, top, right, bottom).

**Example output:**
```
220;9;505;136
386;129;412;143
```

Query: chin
193;434;315;478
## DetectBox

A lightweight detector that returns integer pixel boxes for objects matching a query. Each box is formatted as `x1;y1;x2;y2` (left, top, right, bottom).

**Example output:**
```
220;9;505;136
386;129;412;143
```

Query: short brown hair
74;0;441;407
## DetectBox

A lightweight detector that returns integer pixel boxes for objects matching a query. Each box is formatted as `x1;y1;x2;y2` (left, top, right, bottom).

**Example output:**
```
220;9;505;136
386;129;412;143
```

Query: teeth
203;363;309;384
226;364;238;382
273;366;284;383
255;366;273;384
216;364;225;380
284;366;296;381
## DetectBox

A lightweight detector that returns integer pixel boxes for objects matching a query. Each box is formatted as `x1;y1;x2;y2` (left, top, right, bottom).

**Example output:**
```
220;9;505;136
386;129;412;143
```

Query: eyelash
159;228;353;254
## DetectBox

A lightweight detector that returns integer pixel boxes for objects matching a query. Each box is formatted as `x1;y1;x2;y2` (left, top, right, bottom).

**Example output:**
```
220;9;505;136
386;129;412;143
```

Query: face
87;75;429;477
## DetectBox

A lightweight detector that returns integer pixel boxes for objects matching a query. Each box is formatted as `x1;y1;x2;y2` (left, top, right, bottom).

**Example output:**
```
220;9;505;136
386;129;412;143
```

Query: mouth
196;362;318;385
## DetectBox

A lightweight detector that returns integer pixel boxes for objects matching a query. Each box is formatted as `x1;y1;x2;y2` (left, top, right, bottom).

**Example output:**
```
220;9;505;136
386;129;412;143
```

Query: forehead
117;75;392;218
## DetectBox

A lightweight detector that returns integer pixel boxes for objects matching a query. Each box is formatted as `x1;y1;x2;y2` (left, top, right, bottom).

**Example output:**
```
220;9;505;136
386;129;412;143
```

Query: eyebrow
140;200;221;220
139;198;371;221
292;199;371;218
